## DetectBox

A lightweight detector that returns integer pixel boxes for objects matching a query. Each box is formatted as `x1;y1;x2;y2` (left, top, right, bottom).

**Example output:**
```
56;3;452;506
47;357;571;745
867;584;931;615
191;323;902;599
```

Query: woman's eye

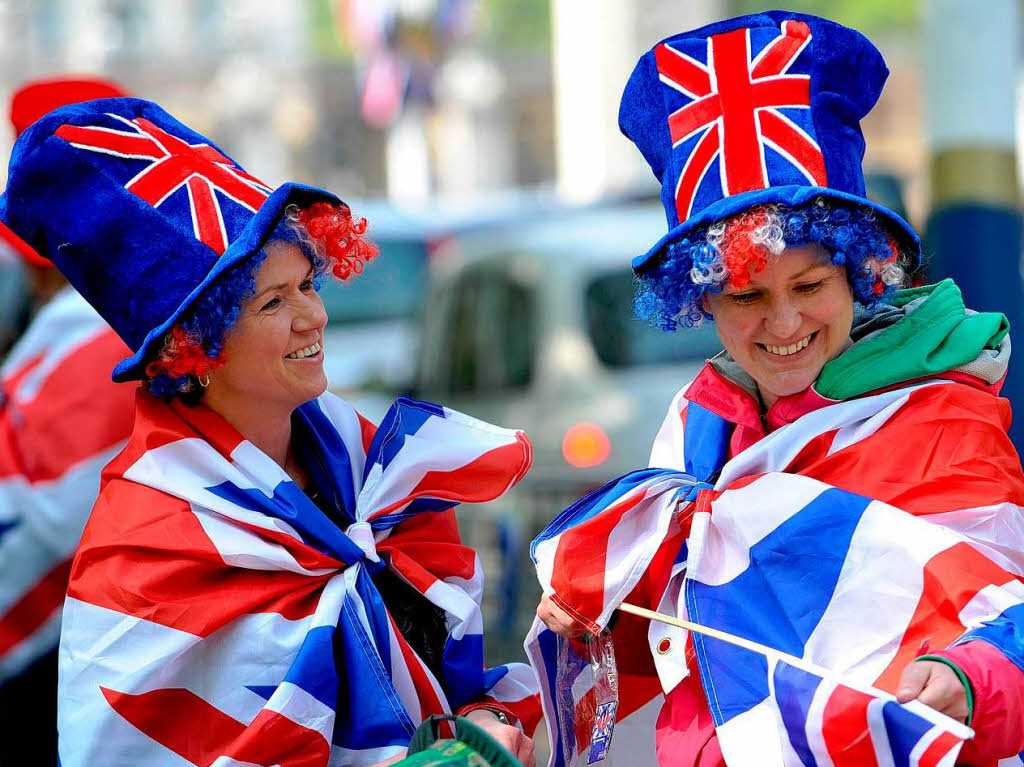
300;279;314;291
796;280;824;294
260;297;281;312
729;292;759;304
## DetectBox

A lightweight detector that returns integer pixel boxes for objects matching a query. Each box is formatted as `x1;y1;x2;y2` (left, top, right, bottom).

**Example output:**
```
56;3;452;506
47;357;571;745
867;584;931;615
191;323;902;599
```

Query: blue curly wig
634;199;909;332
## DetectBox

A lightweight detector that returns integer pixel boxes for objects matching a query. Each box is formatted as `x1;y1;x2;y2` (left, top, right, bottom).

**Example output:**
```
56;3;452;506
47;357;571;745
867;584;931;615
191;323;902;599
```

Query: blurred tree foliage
309;0;350;60
480;0;551;52
729;0;917;36
308;0;553;58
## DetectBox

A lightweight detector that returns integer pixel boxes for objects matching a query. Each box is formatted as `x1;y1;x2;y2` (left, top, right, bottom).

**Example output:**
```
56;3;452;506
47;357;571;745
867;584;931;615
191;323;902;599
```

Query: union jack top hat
621;11;920;272
0;98;341;381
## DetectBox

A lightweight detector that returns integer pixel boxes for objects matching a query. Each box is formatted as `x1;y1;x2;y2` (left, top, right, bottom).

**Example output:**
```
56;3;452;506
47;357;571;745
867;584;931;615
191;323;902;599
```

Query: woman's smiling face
703;244;854;408
206;240;328;415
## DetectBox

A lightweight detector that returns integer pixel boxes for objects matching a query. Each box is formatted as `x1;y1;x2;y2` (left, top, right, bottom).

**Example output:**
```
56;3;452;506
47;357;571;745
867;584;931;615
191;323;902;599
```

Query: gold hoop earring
198;374;210;388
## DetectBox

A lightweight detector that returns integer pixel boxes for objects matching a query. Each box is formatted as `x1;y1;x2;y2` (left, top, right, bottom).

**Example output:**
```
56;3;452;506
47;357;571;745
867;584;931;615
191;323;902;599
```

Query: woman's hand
896;660;970;723
537;594;589;639
465;709;537;767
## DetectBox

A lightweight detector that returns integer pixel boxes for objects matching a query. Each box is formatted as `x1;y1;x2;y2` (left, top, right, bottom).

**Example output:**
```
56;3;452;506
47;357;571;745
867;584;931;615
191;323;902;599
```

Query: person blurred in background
0;76;134;767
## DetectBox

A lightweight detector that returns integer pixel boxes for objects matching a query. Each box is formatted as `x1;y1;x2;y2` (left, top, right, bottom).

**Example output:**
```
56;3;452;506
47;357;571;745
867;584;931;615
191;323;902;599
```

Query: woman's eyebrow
253;268;315;300
792;263;834;279
253;282;287;300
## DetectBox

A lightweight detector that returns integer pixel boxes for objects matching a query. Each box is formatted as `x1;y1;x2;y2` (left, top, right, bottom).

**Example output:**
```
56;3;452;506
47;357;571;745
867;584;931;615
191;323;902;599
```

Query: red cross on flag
56;115;272;254
655;20;828;221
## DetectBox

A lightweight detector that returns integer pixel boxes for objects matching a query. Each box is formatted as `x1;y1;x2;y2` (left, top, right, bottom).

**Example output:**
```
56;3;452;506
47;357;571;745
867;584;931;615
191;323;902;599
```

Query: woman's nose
294;293;327;333
764;298;801;339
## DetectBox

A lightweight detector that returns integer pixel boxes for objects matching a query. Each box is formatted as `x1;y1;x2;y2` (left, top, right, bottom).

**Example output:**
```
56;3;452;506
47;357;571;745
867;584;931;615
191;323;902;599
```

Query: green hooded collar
815;279;1009;401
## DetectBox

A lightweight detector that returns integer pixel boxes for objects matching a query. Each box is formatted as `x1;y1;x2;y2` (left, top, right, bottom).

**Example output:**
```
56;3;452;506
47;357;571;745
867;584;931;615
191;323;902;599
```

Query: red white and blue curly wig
634;199;908;332
144;202;378;401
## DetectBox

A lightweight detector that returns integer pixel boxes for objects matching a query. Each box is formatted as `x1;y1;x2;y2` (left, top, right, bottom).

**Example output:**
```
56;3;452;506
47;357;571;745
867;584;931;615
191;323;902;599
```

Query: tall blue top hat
0;97;340;381
620;10;921;272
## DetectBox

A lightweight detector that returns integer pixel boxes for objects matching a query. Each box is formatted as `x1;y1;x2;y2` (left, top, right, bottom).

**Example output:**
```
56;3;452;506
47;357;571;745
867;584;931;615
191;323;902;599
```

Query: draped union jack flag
58;394;539;767
655;20;828;221
527;380;1024;767
55;115;272;253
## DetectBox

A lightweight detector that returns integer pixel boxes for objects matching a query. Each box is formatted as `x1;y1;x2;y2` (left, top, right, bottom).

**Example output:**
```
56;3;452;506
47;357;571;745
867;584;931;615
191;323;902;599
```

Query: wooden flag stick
617;600;975;738
617;601;834;678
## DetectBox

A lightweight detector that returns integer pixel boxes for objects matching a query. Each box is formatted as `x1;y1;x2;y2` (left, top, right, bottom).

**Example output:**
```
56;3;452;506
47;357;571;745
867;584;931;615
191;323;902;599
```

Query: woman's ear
700;292;713;316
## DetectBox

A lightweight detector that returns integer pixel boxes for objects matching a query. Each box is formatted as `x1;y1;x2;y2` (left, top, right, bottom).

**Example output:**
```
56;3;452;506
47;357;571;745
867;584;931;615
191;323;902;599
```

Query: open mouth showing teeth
285;341;322;360
760;332;815;357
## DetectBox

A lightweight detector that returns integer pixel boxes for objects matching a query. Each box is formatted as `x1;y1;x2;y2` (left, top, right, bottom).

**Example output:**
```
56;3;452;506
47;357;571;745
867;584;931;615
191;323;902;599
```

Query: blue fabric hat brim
111;181;341;382
630;185;921;274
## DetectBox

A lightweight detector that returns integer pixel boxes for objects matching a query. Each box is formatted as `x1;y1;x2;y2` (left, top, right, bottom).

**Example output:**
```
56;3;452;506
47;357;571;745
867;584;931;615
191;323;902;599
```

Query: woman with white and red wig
533;11;1024;767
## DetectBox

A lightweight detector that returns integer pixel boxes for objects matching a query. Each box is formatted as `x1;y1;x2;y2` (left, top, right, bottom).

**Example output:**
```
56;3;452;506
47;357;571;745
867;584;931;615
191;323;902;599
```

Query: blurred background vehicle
323;190;568;421
413;200;723;657
416;200;721;489
318;200;448;420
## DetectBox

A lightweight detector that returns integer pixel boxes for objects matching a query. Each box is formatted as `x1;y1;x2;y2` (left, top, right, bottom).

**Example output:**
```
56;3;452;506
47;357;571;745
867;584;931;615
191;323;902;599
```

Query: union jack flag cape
0;288;132;682
527;378;1024;767
58;391;540;767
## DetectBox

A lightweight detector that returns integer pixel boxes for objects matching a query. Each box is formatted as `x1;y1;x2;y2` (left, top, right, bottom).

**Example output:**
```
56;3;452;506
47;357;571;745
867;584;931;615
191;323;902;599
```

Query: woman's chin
757;369;820;403
299;375;329;404
278;372;329;411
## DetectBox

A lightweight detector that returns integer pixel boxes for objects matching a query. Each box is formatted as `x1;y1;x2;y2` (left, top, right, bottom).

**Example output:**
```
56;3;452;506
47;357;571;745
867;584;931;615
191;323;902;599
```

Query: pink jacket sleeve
932;640;1024;763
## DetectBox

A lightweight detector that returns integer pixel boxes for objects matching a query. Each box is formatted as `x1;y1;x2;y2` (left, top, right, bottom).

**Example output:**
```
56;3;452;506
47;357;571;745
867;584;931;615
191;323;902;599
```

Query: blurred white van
415;201;722;497
413;201;724;656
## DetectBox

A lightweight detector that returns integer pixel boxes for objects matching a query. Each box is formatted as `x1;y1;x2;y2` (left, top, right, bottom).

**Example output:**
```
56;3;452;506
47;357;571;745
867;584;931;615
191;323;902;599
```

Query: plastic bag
555;631;619;766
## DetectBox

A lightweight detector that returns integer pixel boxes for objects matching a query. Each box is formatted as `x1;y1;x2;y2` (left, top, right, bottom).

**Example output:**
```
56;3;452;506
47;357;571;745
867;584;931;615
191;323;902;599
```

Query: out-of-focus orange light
561;422;611;468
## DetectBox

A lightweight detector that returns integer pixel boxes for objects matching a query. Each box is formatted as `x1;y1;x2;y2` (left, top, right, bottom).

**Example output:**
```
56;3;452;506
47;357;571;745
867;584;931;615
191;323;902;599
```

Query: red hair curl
297;202;379;281
718;207;772;289
145;325;224;380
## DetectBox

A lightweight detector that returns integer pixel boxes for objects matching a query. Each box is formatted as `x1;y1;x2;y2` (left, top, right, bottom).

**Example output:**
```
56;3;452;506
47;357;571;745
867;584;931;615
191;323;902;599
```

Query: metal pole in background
923;0;1024;447
551;0;642;203
550;0;721;203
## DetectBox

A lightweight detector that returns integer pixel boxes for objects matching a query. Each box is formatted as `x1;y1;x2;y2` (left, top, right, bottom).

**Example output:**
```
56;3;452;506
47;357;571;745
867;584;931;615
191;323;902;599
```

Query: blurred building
0;1;1007;256
0;0;557;204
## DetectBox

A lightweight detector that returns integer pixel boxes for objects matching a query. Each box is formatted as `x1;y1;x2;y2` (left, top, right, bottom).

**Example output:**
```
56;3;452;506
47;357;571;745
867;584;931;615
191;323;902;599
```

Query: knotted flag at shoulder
59;393;539;767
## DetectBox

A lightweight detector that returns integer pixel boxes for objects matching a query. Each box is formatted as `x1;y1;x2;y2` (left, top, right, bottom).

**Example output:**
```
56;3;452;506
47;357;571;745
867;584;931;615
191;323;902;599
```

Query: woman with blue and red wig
532;11;1024;767
1;98;539;767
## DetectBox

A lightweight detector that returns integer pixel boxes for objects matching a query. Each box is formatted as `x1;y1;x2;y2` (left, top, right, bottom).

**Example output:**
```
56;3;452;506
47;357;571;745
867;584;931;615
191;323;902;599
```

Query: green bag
397;715;524;767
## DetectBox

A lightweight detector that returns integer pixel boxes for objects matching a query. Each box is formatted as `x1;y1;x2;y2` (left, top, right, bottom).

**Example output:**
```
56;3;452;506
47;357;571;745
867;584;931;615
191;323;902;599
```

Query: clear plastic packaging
555;631;619;766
